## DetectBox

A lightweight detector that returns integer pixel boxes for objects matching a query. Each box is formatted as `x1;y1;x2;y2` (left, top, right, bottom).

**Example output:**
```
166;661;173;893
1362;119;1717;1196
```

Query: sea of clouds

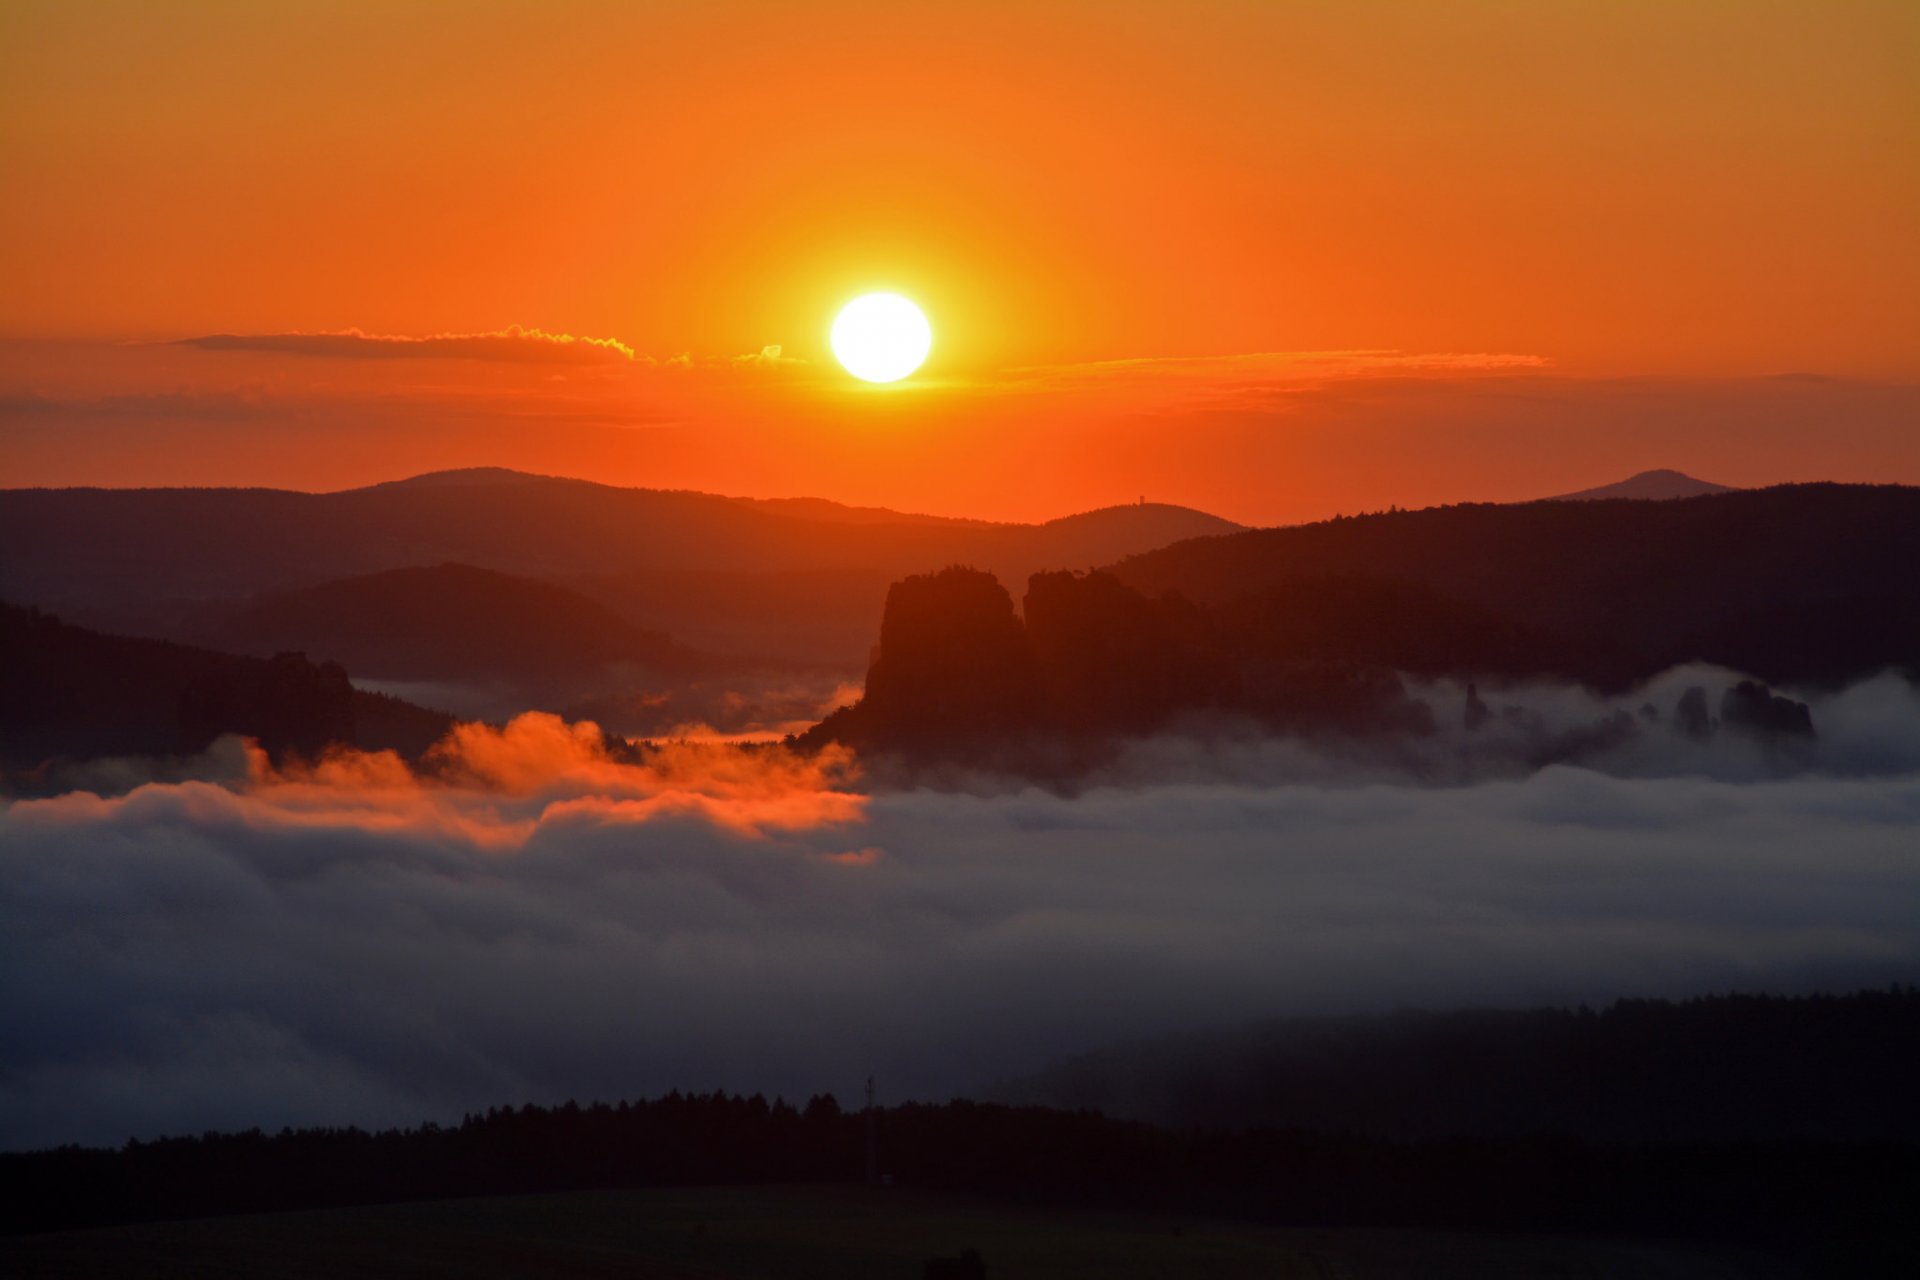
4;667;1917;1150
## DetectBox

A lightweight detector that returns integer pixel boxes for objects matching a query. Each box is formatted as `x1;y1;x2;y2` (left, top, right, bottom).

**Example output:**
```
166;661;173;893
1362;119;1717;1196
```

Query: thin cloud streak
178;326;639;364
995;348;1553;390
168;329;819;373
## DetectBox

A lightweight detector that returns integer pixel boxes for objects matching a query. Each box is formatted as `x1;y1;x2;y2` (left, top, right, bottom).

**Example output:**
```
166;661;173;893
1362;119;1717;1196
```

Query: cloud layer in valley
4;677;1918;1150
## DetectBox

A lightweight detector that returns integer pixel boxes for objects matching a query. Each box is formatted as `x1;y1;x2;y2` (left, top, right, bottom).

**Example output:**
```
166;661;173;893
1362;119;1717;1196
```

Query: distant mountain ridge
1544;469;1733;502
355;468;1232;536
363;467;558;490
0;603;455;784
801;483;1916;764
0;470;1242;666
1108;483;1920;688
213;562;711;683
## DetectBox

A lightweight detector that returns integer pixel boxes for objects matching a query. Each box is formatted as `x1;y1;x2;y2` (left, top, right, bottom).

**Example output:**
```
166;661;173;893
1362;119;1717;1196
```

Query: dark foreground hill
0;1185;1788;1280
0;604;453;784
994;989;1920;1143
5;1081;1914;1273
1109;483;1919;689
212;562;711;683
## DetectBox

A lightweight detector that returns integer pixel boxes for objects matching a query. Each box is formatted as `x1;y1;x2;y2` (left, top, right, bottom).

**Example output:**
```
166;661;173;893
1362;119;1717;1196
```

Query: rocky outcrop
813;567;1038;751
805;567;1433;758
1720;680;1815;740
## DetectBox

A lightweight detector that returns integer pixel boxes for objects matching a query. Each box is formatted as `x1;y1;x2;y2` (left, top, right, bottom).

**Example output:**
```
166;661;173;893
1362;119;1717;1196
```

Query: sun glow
831;293;932;383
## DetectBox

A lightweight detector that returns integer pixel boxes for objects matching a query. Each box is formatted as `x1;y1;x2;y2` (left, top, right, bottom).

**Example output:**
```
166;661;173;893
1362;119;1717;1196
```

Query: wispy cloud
179;325;638;364
0;390;274;420
171;330;818;373
968;348;1554;413
729;344;807;369
1004;348;1550;388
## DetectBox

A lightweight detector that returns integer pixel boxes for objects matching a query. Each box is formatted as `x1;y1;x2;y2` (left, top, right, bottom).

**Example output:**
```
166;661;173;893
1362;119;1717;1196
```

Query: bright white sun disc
831;293;931;383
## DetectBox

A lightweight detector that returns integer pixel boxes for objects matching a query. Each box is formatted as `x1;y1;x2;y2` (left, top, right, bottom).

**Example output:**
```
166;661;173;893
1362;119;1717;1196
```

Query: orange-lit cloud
730;344;807;369
180;325;637;364
818;846;884;866
17;712;867;851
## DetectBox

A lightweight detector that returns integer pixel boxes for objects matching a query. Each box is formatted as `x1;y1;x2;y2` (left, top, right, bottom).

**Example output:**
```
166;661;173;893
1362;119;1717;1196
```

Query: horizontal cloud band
180;325;637;363
4;694;1917;1150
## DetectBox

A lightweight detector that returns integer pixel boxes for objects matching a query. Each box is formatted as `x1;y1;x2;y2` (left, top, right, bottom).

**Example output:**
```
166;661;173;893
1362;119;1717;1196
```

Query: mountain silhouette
0;470;1241;665
1109;484;1920;688
804;485;1909;760
213;562;709;684
367;466;557;490
1542;468;1734;502
1;604;453;784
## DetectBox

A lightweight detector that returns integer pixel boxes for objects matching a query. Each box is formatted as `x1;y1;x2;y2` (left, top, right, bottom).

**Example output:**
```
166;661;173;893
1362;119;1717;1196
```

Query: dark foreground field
0;1184;1785;1279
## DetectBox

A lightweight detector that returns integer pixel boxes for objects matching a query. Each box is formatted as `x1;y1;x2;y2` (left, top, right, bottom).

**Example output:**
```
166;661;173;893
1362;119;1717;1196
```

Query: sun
830;293;932;383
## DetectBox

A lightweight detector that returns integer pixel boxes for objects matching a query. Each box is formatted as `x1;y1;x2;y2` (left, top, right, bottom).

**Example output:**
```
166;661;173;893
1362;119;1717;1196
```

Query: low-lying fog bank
3;667;1916;1149
858;664;1920;791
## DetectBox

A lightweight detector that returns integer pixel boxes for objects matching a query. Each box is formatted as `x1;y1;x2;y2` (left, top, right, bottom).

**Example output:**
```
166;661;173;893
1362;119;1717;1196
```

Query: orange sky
2;1;1916;523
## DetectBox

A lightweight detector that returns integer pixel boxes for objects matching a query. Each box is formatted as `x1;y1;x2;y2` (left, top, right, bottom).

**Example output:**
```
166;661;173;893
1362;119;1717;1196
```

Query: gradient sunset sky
3;1;1916;523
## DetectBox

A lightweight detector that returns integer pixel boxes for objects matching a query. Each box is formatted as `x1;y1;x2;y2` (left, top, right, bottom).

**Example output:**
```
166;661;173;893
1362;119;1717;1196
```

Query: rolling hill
1543;468;1734;502
0;604;454;783
213;563;708;683
0;471;1241;664
799;484;1913;761
1107;483;1920;687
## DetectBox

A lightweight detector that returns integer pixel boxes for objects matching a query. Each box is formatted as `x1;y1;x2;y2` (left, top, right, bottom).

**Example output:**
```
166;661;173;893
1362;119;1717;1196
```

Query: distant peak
1624;469;1714;484
360;467;559;490
1042;502;1244;529
1543;470;1735;503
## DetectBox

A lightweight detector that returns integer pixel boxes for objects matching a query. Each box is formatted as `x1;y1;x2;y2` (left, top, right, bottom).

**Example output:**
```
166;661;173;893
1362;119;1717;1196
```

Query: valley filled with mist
5;473;1917;1156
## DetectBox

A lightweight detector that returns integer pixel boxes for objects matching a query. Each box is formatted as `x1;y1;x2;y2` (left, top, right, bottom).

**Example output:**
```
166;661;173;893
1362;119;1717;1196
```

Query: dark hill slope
0;604;453;781
0;479;833;609
1110;484;1920;686
214;563;704;682
0;471;1239;605
729;494;997;527
995;989;1920;1144
0;472;1240;663
6;1085;1914;1256
574;503;1242;663
1028;502;1245;570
